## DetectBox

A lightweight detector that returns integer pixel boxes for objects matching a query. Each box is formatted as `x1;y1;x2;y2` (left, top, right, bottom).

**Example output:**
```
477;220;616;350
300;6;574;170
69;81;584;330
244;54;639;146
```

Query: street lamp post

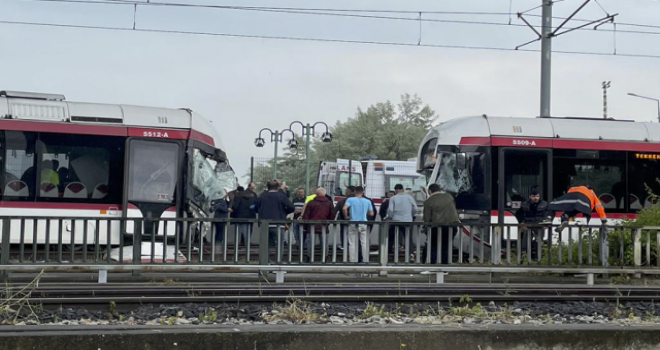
628;93;660;123
289;121;333;194
254;128;295;179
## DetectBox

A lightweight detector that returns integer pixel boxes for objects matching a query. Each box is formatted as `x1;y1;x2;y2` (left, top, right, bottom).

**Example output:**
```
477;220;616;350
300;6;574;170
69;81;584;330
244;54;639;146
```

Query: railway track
6;283;660;306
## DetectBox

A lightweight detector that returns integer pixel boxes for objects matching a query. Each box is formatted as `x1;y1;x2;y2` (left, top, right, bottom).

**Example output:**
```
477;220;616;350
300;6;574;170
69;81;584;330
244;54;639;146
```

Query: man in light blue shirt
342;186;374;263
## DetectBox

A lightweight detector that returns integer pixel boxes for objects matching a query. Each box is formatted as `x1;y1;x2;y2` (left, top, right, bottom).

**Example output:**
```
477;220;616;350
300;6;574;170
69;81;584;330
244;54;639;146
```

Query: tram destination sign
635;153;660;160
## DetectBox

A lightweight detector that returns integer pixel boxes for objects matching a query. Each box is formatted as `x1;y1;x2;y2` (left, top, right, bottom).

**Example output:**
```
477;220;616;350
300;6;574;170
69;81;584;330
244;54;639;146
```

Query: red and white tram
418;115;660;234
0;90;235;258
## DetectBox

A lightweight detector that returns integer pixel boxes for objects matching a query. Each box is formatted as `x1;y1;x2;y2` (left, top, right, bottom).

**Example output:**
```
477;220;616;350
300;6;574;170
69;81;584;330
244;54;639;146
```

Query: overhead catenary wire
15;0;516;15
1;19;659;59
11;0;660;36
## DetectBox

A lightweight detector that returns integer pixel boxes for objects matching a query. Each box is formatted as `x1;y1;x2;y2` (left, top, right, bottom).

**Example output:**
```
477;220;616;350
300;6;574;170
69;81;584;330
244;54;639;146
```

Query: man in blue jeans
342;186;374;263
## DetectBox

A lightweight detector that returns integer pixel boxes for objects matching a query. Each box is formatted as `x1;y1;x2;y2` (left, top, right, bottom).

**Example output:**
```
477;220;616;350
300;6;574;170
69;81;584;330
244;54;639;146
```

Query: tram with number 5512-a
0;90;236;261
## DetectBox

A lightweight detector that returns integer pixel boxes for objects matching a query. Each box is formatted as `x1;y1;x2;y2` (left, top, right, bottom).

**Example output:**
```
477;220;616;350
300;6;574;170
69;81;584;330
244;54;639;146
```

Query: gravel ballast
3;300;660;327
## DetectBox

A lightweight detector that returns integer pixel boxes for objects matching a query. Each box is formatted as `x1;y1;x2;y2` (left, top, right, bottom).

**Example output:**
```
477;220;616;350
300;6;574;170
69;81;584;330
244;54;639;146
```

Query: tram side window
420;138;438;169
628;152;660;211
553;149;626;211
36;133;124;203
503;150;548;210
3;131;37;200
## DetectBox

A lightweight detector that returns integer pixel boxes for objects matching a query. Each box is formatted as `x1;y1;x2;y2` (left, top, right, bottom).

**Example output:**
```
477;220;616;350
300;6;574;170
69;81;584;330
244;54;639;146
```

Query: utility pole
517;1;617;119
272;130;280;179
304;123;311;194
602;81;611;119
540;0;553;118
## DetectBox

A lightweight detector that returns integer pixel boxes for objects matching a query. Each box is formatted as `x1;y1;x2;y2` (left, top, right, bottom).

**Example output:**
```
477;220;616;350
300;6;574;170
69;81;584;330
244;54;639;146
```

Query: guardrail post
491;226;501;265
0;218;10;280
634;228;642;269
258;221;269;280
379;222;390;276
633;228;641;267
132;219;143;276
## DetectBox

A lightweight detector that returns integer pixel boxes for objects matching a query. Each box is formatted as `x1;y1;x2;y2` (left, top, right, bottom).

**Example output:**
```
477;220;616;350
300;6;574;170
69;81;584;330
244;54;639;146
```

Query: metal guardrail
0;216;658;284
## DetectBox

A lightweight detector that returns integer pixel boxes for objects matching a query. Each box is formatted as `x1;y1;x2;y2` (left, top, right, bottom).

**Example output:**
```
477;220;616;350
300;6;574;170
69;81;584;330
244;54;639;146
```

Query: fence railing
0;216;659;283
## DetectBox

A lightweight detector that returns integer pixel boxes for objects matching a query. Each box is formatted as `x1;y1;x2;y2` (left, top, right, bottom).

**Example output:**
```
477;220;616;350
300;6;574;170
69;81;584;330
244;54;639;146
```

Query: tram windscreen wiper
139;158;175;200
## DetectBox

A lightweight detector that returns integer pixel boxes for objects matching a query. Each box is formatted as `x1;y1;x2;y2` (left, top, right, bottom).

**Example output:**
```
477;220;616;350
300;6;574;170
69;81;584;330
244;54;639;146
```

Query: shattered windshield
434;152;485;195
433;151;488;211
192;149;236;211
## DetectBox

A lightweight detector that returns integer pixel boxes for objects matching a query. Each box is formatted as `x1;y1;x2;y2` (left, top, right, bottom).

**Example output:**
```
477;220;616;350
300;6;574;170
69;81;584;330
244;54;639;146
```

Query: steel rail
6;283;660;305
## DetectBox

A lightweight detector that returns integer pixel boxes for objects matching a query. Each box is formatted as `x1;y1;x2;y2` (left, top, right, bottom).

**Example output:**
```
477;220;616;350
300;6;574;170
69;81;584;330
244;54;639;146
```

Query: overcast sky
1;0;659;183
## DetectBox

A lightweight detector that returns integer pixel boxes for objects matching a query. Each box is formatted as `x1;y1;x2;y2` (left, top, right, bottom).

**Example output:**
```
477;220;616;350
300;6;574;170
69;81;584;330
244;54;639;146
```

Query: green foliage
459;294;473;304
198;307;217;322
247;93;435;192
108;301;117;317
607;182;660;266
314;94;437;161
359;302;391;319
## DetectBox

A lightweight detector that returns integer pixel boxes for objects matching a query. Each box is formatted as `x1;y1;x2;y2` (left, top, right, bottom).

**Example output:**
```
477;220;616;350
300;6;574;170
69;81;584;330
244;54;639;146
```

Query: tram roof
0;90;226;152
425;115;660;146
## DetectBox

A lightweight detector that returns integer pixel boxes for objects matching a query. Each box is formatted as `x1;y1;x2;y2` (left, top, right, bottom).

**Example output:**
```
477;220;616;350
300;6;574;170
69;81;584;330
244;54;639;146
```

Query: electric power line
1;19;659;59
12;0;660;36
16;0;515;15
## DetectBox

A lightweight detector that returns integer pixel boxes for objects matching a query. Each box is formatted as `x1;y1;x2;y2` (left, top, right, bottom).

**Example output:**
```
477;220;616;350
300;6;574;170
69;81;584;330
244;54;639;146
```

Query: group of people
210;177;608;265
211;178;450;263
514;184;608;257
210;179;376;262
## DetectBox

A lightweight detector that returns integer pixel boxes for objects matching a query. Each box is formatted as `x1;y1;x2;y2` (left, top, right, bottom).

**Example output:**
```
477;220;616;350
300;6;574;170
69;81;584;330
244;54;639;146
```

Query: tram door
123;138;185;236
498;148;552;223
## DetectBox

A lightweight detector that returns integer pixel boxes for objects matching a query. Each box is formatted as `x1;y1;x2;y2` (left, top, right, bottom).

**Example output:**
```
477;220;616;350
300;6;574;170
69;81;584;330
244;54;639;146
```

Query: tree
314;94;437;162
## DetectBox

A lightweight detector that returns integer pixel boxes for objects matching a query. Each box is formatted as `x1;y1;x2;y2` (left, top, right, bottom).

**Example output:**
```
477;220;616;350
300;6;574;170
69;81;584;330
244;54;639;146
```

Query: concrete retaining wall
1;325;659;350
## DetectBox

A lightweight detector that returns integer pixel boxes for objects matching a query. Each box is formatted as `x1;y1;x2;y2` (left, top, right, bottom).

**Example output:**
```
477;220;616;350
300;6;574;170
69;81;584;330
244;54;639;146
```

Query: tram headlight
320;132;333;143
254;137;266;147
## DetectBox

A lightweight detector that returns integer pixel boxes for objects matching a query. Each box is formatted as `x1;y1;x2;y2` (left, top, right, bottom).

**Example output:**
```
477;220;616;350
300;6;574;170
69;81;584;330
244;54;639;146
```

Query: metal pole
0;218;10;280
540;0;553;118
250;156;254;183
602;81;611;119
273;131;279;180
348;159;352;187
305;123;311;194
657;100;660;123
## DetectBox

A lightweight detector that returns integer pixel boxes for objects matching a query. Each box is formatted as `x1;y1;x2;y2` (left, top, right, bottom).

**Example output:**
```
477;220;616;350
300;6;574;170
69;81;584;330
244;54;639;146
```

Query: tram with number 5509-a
417;115;660;253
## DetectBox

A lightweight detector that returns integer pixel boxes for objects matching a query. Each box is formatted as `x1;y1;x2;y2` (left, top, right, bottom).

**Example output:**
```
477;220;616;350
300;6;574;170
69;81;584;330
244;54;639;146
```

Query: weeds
359;302;391;319
198;307;218;323
268;299;319;323
108;301;117;317
0;270;44;324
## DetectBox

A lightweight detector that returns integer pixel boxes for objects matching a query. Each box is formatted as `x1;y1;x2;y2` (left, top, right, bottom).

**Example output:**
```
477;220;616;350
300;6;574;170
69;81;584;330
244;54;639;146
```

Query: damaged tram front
0;90;236;262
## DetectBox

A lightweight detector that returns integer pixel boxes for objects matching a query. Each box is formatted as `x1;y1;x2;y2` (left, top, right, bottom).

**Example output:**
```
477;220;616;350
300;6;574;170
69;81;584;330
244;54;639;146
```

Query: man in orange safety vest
548;185;607;233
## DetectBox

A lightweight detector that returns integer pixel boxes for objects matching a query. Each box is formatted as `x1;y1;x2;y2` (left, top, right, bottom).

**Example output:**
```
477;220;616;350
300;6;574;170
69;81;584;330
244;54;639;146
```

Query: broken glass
192;149;236;212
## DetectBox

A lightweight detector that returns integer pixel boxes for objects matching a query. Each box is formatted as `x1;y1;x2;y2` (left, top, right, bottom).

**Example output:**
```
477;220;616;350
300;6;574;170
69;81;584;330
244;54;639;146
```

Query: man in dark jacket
378;190;395;220
291;187;306;243
301;187;335;262
515;186;549;258
254;180;295;254
334;186;355;250
211;195;229;251
422;184;460;264
232;186;258;247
